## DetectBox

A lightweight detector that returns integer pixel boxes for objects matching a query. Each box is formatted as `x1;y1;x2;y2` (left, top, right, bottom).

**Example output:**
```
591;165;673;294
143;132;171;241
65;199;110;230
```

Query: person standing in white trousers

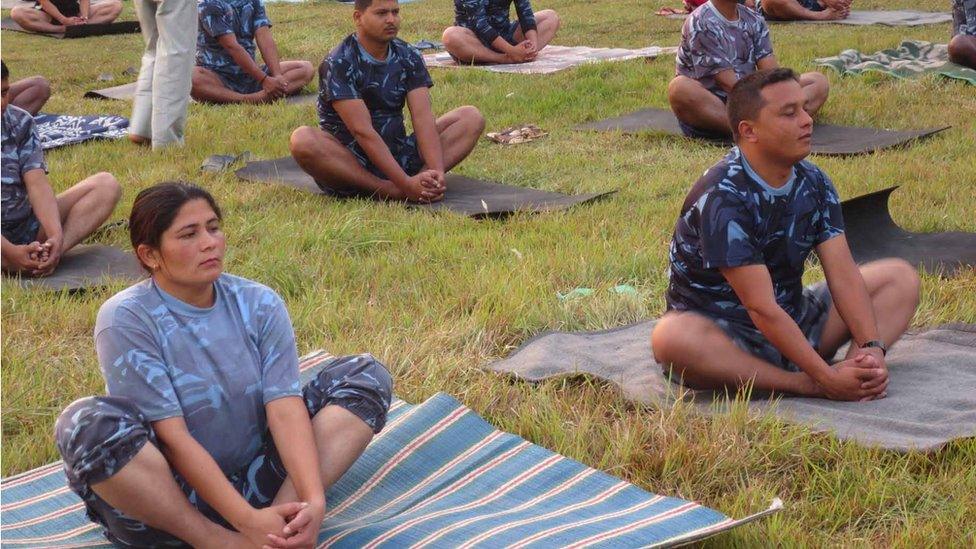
128;0;196;148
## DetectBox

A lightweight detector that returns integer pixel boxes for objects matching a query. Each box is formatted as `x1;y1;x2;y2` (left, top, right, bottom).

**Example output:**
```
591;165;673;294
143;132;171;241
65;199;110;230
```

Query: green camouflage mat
816;40;976;85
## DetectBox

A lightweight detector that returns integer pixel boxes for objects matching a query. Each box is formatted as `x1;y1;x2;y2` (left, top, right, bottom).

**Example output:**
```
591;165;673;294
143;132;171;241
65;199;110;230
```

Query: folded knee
93;172;122;202
441;27;465;49
459;105;485;132
55;396;151;485
886;258;921;303
289;126;319;158
308;354;394;432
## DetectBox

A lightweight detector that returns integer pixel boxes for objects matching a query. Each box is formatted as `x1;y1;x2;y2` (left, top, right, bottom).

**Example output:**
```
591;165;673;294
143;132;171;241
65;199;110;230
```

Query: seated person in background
652;69;920;402
55;182;393;548
949;0;976;69
10;0;122;34
290;0;484;203
442;0;560;64
668;0;829;139
756;0;850;21
1;62;121;277
191;0;314;104
6;73;51;115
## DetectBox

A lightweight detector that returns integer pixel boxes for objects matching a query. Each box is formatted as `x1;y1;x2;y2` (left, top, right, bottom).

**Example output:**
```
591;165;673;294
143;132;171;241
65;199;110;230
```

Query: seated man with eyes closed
289;0;484;203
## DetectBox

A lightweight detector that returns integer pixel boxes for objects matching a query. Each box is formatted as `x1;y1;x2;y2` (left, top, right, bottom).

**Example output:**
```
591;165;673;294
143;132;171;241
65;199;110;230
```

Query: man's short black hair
727;68;800;141
1;61;9;81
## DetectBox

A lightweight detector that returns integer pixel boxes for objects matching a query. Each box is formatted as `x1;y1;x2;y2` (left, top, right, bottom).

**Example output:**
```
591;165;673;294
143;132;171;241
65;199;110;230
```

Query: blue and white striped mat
1;351;779;548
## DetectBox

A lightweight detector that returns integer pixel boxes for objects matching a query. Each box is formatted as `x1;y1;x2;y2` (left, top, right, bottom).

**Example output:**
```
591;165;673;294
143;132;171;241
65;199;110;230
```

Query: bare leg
87;0;122;24
432;105;485;172
271;405;374;505
289;126;396;197
10;6;65;34
651;311;821;395
948;35;976;70
817;259;921;359
760;0;846;20
512;9;561;50
442;26;510;64
191;66;266;104
278;60;315;95
667;75;731;136
35;172;122;252
91;443;249;548
7;76;51;115
799;71;829;117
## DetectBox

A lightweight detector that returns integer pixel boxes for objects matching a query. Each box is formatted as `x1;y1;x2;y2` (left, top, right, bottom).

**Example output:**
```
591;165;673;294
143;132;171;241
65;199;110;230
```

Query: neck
154;276;216;309
711;0;740;19
356;31;390;60
739;144;795;188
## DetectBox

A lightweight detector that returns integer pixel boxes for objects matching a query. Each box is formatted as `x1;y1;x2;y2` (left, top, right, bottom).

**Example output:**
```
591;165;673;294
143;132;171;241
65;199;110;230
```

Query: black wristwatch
859;339;887;356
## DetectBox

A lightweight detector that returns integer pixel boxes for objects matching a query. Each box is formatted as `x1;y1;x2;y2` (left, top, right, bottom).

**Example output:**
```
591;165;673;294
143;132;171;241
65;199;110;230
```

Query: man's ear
738;119;759;144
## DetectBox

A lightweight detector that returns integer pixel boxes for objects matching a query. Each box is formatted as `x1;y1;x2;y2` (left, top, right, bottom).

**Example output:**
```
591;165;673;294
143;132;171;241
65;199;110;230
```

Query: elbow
743;301;781;326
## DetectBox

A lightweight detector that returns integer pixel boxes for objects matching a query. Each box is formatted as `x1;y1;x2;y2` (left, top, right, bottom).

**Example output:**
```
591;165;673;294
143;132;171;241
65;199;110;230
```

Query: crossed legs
191;60;314;104
289;105;485;200
11;0;122;33
651;259;920;397
667;72;830;137
442;9;560;64
7;76;51;115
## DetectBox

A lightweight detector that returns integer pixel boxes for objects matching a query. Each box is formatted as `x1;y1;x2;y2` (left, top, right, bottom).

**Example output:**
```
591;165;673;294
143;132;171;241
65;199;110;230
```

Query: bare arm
756;54;779;71
266;397;323;507
79;0;89;19
405;87;444;175
713;69;739;95
721;264;834;382
254;26;282;76
35;0;67;23
333;98;410;190
23;168;62;249
816;235;881;348
216;33;268;83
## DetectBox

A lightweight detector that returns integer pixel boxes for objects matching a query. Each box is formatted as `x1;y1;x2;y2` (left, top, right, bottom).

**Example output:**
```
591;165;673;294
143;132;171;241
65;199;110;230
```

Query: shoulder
326;35;359;67
198;0;228;13
219;273;285;310
392;38;424;62
4;105;35;133
795;159;838;197
95;279;157;334
683;151;748;213
688;3;718;29
740;5;768;28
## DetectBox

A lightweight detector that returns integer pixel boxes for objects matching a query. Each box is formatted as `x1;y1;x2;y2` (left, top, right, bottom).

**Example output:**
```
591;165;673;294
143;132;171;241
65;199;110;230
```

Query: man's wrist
858;339;887;356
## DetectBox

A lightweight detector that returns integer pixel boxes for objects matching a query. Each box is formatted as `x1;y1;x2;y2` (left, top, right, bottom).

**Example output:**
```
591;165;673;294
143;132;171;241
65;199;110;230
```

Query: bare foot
200;529;253;549
817;7;847;20
128;133;151;146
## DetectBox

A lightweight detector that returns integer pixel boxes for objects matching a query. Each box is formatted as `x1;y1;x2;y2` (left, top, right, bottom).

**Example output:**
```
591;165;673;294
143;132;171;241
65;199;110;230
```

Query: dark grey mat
3;244;145;291
842;186;976;274
1;17;139;38
85;81;316;104
234;156;615;218
574;108;950;156
772;10;953;26
489;321;976;452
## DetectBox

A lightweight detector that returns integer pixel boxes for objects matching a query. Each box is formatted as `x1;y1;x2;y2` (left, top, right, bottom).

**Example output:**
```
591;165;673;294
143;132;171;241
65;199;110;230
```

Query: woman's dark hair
129;182;222;270
2;61;9;80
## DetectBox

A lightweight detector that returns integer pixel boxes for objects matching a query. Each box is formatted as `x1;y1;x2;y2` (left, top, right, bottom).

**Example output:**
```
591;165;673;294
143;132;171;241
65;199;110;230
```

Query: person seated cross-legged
949;0;976;70
667;0;829;140
191;0;313;104
756;0;850;21
55;182;393;548
442;0;560;64
1;62;121;278
10;0;122;35
290;0;485;203
652;69;921;402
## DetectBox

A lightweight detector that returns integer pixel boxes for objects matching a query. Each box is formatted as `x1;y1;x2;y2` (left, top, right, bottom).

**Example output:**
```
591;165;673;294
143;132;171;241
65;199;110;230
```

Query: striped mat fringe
1;350;780;547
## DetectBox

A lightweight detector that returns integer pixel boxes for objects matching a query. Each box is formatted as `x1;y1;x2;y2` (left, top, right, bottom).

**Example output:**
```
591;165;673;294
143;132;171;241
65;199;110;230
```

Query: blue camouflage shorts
206;64;269;95
319;135;425;198
54;354;393;548
483;20;521;49
0;213;41;246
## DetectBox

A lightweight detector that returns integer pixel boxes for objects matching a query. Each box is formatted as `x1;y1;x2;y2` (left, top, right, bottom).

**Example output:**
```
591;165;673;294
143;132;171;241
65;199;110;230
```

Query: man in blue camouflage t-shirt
191;0;313;104
652;69;920;402
1;62;122;277
950;0;976;69
668;0;829;139
289;0;485;203
442;0;560;64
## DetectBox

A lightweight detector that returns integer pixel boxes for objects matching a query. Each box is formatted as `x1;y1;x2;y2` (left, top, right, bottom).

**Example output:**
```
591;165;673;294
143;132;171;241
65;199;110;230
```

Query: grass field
2;0;975;545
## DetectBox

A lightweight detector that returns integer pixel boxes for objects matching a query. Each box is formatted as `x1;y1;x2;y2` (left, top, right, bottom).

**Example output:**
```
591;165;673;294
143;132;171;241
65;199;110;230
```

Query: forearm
25;175;62;243
161;438;254;528
36;0;65;21
827;271;880;346
267;398;324;505
354;130;410;186
748;305;832;382
413;119;444;173
255;28;282;75
223;41;268;82
80;0;90;18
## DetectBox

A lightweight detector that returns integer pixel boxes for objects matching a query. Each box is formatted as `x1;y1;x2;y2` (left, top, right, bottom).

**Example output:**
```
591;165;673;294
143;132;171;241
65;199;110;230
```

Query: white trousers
129;0;196;148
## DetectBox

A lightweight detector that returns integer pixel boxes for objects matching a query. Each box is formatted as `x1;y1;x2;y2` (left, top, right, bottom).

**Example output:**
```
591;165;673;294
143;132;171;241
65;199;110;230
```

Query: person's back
196;0;268;73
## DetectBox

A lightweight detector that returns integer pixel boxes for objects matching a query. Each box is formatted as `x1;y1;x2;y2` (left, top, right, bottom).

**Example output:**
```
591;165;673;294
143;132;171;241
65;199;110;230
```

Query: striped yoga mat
1;351;779;548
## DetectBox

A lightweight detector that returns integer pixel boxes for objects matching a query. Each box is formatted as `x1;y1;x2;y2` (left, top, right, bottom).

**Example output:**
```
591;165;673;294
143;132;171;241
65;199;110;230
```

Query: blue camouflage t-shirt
317;34;433;150
1;105;47;236
453;0;537;46
954;0;976;36
666;147;845;326
196;0;271;74
676;1;774;99
95;274;302;475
